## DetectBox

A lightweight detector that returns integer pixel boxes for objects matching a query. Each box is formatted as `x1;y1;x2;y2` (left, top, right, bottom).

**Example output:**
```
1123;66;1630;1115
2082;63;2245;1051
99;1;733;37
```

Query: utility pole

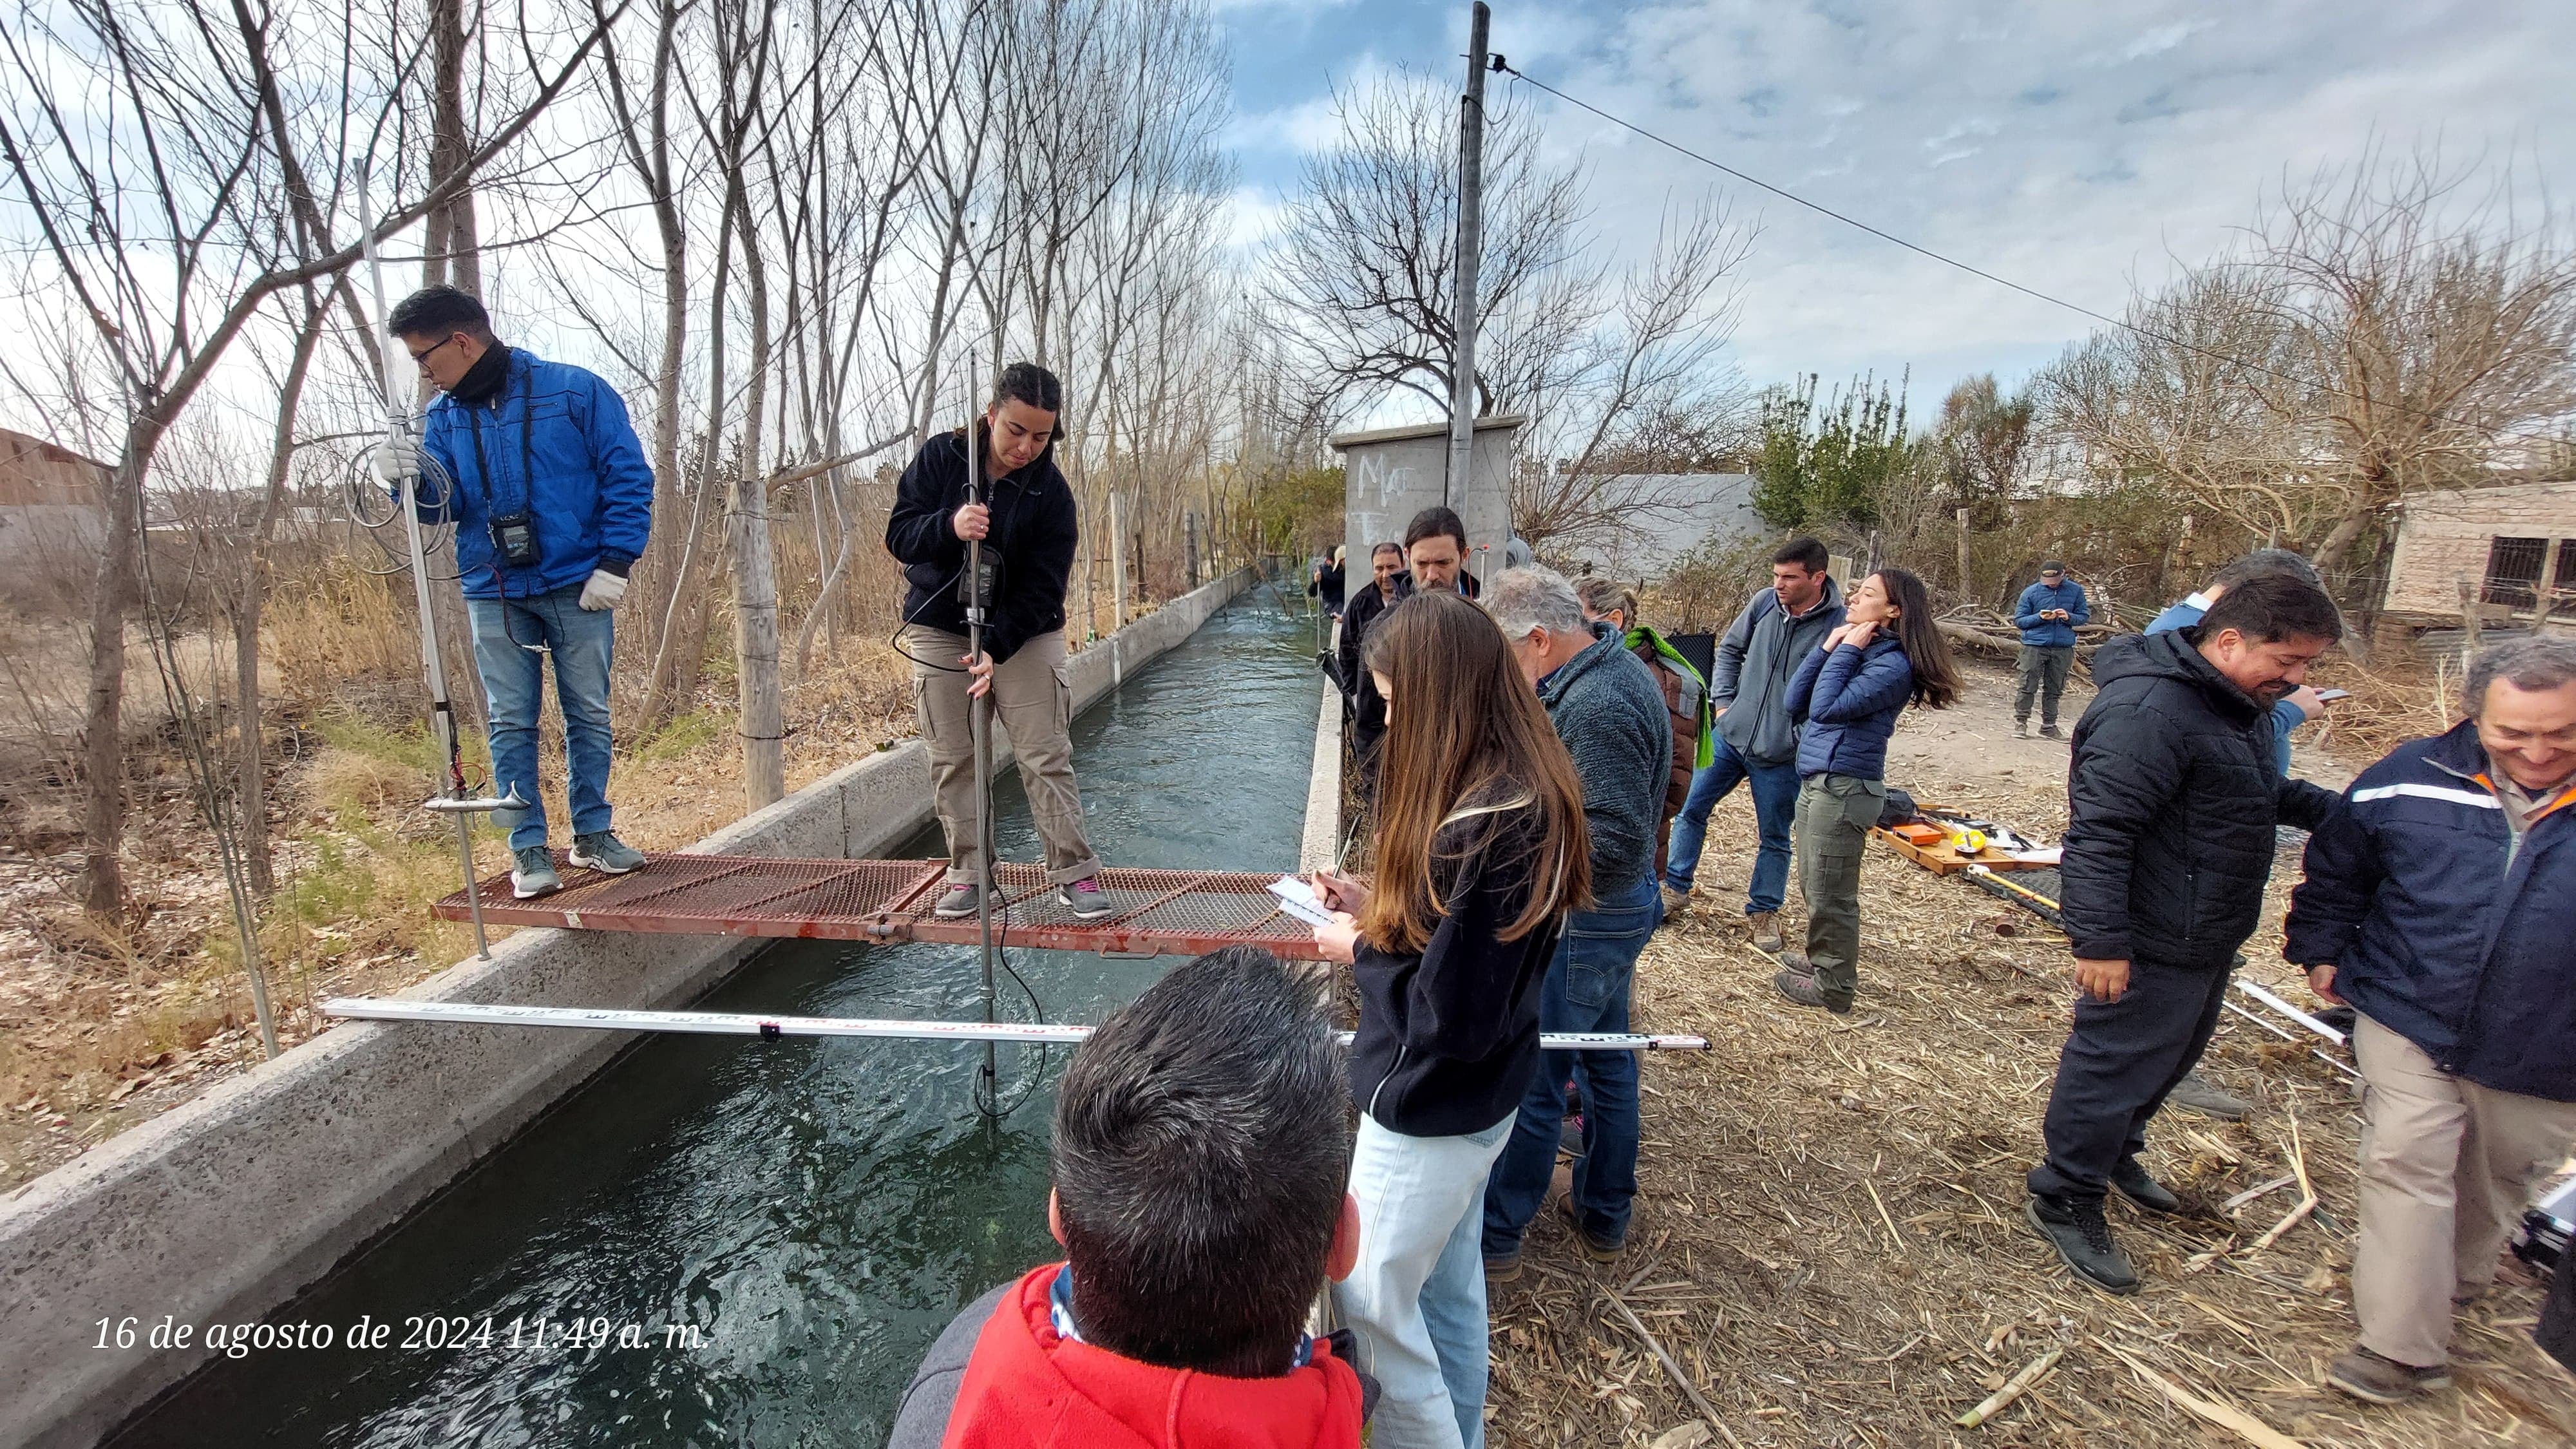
1443;1;1491;510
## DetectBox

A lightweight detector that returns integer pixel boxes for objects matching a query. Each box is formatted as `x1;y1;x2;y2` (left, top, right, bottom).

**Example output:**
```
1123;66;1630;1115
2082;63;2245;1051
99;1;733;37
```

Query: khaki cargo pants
902;625;1103;887
1793;772;1884;1008
2352;1014;2576;1367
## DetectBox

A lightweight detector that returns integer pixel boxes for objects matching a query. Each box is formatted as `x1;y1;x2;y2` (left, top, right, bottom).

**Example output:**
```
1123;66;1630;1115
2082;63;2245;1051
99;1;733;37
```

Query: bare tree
2040;149;2576;583
1271;71;1755;559
0;0;617;914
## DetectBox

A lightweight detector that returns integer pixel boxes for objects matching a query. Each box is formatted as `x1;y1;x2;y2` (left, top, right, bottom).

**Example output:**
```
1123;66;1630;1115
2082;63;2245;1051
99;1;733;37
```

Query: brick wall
2383;480;2576;615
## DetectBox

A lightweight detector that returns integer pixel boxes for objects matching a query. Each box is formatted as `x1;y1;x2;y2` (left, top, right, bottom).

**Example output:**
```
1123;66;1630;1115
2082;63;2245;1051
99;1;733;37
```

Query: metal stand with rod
359;188;524;958
321;998;1715;1053
962;359;1001;1115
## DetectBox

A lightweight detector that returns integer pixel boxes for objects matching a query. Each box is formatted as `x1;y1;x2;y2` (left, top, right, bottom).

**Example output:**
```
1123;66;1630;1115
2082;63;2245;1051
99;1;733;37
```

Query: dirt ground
1484;658;2569;1448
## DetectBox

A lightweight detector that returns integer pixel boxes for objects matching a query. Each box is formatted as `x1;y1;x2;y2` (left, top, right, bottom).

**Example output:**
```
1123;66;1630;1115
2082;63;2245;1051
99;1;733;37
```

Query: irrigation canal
111;600;1327;1448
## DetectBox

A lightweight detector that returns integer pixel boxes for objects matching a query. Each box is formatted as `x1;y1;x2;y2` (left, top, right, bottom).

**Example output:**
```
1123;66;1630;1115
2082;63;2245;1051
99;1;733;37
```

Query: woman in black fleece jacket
1309;591;1588;1449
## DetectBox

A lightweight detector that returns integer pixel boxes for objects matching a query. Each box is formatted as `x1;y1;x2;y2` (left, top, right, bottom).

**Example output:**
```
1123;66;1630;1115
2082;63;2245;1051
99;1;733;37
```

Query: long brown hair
1360;592;1589;952
1873;566;1962;709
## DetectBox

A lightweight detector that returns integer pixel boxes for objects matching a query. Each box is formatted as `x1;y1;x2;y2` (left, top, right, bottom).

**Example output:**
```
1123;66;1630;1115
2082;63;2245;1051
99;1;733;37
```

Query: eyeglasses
407;335;459;369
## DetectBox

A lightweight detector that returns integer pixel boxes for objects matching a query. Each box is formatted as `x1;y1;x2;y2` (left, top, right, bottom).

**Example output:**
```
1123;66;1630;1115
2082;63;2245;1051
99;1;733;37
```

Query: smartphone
2315;688;2351;703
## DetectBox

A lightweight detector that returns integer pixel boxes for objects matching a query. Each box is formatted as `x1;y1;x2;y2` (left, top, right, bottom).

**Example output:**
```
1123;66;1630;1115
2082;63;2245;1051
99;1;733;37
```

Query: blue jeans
466;587;615;851
1336;1111;1517;1449
1482;873;1656;1256
1662;735;1800;914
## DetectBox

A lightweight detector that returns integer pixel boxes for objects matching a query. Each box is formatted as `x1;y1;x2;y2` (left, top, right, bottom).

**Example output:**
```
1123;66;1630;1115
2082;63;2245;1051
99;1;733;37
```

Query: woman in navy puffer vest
1776;567;1961;1012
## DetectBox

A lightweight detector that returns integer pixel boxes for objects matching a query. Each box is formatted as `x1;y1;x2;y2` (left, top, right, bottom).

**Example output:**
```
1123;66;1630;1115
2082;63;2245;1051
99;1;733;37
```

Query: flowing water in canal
115;600;1325;1448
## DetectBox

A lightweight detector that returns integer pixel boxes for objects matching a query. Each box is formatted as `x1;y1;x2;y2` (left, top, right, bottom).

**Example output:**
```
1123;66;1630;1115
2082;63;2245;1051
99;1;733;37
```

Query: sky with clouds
1217;0;2575;422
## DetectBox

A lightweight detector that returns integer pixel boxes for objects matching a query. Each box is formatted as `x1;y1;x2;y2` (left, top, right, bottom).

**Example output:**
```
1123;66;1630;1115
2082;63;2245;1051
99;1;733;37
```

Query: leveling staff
886;363;1112;922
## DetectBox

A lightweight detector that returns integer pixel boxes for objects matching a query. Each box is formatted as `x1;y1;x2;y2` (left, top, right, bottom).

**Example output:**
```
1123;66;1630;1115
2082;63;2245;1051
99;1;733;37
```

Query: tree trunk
423;0;482;295
78;432;150;916
730;184;784;809
234;292;329;896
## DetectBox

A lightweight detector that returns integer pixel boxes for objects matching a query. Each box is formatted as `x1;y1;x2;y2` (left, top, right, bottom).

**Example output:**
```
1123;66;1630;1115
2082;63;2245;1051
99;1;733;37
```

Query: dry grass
1484;764;2574;1447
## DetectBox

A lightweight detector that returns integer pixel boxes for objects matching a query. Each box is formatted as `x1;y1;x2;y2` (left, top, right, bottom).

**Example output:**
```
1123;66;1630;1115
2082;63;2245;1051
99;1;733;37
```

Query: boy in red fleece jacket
887;947;1375;1448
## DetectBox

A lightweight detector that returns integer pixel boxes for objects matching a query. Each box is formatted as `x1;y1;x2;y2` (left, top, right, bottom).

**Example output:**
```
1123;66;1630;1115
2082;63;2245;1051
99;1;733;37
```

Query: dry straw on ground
1484;772;2575;1448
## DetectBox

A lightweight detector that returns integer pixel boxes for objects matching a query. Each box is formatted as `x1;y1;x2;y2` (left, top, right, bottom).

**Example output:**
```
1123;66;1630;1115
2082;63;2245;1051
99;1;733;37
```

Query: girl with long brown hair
1307;591;1587;1449
1775;565;1960;1014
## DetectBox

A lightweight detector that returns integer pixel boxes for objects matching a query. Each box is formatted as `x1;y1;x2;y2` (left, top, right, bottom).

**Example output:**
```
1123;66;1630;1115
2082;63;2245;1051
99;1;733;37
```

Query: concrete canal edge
0;569;1252;1449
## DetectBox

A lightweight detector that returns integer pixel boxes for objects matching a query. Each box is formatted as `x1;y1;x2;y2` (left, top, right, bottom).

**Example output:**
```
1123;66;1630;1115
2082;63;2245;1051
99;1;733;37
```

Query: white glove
372;435;421;484
578;569;628;611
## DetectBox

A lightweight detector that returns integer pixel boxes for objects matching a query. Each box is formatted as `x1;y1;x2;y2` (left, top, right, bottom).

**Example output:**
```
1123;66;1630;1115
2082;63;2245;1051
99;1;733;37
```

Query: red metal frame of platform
433;853;1327;960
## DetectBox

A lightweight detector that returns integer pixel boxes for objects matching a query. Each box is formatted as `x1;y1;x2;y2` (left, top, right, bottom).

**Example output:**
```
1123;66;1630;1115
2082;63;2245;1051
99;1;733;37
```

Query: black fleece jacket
884;428;1076;664
2060;630;2338;969
1349;793;1563;1137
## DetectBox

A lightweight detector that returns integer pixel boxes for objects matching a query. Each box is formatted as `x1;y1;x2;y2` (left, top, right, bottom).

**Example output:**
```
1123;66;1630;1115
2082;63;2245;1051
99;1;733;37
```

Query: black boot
2025;1193;2139;1295
2112;1159;2183;1215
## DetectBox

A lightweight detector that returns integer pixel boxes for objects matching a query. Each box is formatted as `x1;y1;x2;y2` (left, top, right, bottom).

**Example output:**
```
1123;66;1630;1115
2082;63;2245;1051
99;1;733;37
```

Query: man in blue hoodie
381;287;653;900
2011;562;2088;739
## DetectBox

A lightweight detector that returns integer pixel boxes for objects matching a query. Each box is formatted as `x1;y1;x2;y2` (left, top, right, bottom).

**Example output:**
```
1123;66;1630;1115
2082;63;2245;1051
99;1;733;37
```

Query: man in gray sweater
1662;537;1846;949
1481;565;1671;1273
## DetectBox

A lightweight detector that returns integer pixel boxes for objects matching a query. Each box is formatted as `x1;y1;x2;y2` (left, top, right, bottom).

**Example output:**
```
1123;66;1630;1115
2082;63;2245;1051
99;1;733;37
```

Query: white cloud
1291;0;2576;401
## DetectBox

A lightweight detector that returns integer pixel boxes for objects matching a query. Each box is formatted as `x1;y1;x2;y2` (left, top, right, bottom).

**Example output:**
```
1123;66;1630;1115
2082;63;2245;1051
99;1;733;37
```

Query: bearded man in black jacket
2025;573;2344;1294
886;363;1110;921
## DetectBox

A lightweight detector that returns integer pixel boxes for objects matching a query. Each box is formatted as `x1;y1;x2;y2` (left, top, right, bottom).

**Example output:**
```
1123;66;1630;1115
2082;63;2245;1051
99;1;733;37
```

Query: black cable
1494;59;2569;447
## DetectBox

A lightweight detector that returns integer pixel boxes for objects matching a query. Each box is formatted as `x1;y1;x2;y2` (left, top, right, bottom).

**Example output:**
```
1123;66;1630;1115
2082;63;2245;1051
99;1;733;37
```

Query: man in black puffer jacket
2025;574;2344;1295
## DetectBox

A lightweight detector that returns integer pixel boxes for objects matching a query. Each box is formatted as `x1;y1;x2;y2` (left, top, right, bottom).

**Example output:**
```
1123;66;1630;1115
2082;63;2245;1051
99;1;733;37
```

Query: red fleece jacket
942;1264;1364;1449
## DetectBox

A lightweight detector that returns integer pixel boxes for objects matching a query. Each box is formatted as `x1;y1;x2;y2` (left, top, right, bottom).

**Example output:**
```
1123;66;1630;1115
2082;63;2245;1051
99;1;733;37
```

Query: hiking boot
2014;719;2031;739
1484;1248;1524;1285
1772;955;1852;1015
1057;877;1115;920
511;846;562;900
1560;1197;1624;1264
2040;724;2064;740
2112;1158;2184;1215
1747;909;1784;953
2165;1070;2252;1121
2025;1193;2139;1295
568;831;645;874
932;884;981;918
2325;1345;2452;1405
1558;1113;1586;1157
1659;883;1690;919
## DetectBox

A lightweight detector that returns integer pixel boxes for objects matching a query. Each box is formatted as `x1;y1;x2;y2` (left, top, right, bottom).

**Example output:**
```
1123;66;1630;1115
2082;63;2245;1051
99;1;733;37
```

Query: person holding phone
2011;562;2089;739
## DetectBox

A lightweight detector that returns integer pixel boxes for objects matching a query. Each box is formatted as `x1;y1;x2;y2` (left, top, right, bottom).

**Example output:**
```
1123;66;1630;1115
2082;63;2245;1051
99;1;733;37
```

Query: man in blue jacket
1481;566;1669;1276
2286;637;2576;1407
1660;537;1844;951
2011;562;2088;739
383;287;652;900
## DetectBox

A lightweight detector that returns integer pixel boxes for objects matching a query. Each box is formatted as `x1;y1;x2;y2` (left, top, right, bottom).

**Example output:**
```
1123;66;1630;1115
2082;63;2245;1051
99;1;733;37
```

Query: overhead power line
1492;58;2566;450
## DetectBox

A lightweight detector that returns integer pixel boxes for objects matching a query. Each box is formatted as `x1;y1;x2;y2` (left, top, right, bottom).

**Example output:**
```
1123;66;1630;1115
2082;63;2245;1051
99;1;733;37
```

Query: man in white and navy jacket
2286;636;2576;1408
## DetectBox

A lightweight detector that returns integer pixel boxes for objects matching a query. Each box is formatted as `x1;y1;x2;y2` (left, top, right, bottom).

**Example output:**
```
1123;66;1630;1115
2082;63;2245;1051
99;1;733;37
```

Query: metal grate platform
433;854;1327;960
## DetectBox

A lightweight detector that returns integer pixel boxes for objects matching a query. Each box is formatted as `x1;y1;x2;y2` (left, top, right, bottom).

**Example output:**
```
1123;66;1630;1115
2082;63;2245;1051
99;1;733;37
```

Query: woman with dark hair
1307;590;1588;1449
1775;565;1960;1014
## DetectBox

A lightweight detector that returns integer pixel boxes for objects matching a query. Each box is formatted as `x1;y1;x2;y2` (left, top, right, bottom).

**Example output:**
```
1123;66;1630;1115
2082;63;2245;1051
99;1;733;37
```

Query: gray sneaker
2166;1070;2253;1121
568;831;645;874
511;846;562;900
1057;877;1115;920
932;884;981;918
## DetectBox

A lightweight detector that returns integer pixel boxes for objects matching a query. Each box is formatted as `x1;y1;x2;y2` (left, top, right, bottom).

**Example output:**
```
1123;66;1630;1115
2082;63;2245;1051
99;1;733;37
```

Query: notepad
1267;875;1337;927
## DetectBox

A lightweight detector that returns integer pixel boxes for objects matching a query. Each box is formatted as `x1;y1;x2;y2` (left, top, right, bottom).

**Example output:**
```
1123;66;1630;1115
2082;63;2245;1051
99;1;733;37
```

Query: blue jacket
2012;579;2090;647
2285;721;2576;1101
1784;636;1913;781
420;350;656;600
2145;598;2302;776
